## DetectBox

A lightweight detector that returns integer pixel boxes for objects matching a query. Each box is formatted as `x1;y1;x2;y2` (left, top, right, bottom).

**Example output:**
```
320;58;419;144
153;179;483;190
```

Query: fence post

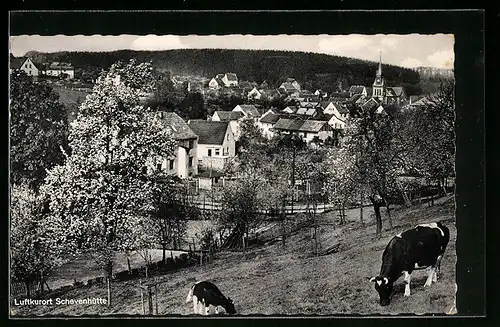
155;280;158;315
148;285;154;315
140;280;145;315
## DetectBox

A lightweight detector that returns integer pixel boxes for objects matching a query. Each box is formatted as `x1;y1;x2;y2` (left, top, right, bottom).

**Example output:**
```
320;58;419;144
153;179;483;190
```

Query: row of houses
10;54;75;79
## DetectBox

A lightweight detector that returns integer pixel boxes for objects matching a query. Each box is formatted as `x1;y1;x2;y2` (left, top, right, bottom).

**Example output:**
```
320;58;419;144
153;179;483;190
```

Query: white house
247;87;262;100
10;56;42;77
211;110;245;140
257;110;282;139
222;73;238;87
208;77;222;89
188;120;236;171
232;104;261;119
46;62;75;79
273;118;333;143
155;112;198;179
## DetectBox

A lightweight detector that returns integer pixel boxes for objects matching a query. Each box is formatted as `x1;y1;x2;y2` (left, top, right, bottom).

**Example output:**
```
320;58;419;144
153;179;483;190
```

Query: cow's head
370;276;393;306
223;297;236;314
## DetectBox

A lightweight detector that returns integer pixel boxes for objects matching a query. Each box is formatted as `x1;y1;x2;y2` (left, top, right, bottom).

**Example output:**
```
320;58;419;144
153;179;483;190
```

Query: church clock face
376;77;381;83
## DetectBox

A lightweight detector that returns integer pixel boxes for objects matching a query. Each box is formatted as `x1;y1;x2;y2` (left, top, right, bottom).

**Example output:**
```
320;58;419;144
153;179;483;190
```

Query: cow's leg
403;271;411;296
424;266;436;287
204;304;209;315
436;255;443;277
192;296;198;314
215;306;219;314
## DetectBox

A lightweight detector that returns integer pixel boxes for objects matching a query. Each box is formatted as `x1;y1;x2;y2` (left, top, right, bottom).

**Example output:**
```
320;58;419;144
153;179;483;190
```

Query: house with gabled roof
10;55;43;77
187;120;236;171
232;104;260;119
222;73;238;87
211;110;245;140
349;85;367;97
247;87;262;100
273;118;333;143
385;86;407;106
361;97;381;114
155;111;198;178
257;109;282;139
46;62;75;79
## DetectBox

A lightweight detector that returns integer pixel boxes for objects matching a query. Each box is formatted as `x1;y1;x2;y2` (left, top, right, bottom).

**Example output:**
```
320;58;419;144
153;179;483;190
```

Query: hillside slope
11;196;456;316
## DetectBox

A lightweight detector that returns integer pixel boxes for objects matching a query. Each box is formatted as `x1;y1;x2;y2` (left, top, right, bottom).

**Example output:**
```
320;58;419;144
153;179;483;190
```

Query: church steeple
376;52;382;77
372;52;385;100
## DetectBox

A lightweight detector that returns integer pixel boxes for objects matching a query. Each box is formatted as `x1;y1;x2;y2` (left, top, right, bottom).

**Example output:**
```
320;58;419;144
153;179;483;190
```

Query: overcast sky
9;34;454;69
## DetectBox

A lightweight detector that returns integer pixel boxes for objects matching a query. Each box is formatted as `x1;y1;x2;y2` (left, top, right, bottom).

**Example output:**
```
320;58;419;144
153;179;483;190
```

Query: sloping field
11;196;456;317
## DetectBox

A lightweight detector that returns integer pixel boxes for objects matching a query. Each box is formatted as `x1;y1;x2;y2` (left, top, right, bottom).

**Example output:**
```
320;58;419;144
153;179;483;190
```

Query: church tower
372;52;385;101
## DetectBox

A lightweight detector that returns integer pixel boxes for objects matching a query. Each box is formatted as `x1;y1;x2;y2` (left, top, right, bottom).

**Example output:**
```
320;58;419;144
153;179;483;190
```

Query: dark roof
259;111;282;124
188;120;229;145
329;92;351;99
157;112;198;140
49;62;74;70
280;82;298;92
234;105;260;117
386;86;405;97
214;111;244;122
346;93;363;103
361;98;380;111
225;73;238;81
286;78;297;83
298;120;329;133
365;87;373;96
274;118;304;131
10;56;26;69
349;85;366;94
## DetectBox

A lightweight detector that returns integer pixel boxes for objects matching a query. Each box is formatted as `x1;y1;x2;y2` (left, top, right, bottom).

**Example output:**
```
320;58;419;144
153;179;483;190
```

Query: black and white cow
370;222;450;306
185;281;236;315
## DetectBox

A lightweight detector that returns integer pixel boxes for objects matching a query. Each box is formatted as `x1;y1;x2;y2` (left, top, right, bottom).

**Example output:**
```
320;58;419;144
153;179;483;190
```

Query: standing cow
370;222;450;306
185;280;236;315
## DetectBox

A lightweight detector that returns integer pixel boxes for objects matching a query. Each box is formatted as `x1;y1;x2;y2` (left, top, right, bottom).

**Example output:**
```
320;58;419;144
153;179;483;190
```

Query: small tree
10;184;63;296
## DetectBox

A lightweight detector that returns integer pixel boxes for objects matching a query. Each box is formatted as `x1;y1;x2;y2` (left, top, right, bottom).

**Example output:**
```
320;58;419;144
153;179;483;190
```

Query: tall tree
40;60;176;304
10;71;69;190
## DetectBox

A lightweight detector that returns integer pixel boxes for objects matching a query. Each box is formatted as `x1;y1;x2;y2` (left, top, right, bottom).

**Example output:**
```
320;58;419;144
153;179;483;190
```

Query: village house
46;62;75;79
282;106;298;114
187;120;236;172
320;101;349;120
257;109;282;139
232;104;261;119
155;112;198;179
208;74;224;89
211;110;245;140
295;107;320;118
10;55;42;77
273;118;333;143
349;85;368;98
279;78;301;91
247;87;262;100
221;73;239;87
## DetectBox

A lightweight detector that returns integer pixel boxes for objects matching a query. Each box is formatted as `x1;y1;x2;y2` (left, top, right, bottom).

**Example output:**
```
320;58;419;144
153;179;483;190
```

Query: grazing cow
369;222;450;306
185;281;236;315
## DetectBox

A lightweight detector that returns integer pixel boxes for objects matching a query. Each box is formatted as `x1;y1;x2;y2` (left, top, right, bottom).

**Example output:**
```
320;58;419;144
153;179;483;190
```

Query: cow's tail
185;284;195;303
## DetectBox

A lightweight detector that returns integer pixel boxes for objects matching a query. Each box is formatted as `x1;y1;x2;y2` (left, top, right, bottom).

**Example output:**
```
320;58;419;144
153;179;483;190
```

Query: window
303;132;308;138
169;160;174;170
215;149;220;156
188;156;193;167
208;149;212;157
156;163;162;171
226;134;229;140
188;140;194;149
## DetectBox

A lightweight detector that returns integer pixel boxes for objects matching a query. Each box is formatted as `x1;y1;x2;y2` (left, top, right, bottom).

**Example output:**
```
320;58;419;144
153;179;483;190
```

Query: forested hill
25;49;420;91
